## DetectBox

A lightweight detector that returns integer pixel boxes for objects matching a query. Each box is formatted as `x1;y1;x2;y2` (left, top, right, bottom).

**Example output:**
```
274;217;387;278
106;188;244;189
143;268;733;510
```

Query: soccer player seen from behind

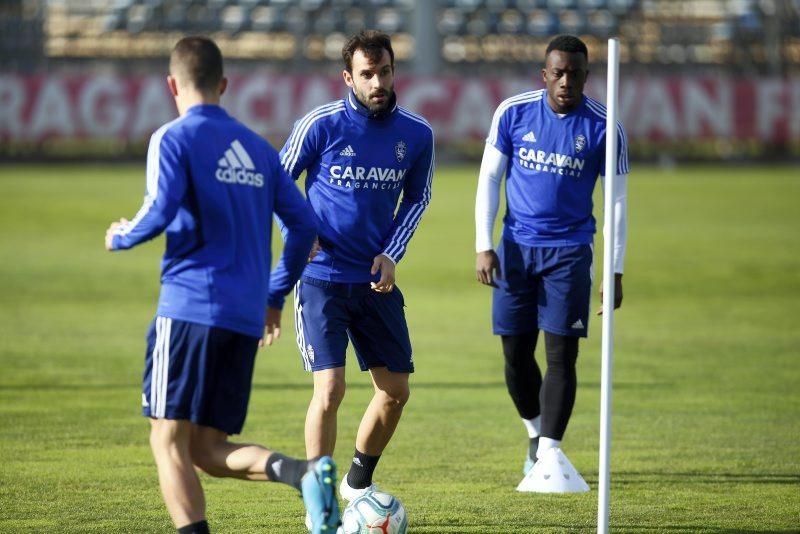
104;36;340;534
276;30;434;510
474;34;629;476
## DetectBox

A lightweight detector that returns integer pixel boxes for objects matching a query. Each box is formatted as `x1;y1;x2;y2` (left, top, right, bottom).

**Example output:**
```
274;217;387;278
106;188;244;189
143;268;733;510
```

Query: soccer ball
340;490;408;534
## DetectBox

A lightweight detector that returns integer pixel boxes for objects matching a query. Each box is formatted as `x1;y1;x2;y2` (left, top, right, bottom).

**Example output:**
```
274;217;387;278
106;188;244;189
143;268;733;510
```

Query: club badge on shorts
574;134;587;153
395;140;407;162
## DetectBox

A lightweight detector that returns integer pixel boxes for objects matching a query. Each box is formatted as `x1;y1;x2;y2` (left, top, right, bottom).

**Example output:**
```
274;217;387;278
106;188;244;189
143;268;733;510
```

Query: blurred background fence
1;0;799;161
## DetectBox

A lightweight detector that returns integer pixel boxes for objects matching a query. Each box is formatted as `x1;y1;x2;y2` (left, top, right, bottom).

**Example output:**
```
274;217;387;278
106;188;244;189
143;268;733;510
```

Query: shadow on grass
579;381;675;390
253;382;509;390
409;523;796;533
607;471;800;486
0;381;506;391
0;383;139;390
0;380;673;391
265;380;672;391
595;528;796;533
411;518;798;533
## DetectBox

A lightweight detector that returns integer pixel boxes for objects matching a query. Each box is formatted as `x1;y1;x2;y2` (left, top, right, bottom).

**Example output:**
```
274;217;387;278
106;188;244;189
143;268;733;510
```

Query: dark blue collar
346;90;398;120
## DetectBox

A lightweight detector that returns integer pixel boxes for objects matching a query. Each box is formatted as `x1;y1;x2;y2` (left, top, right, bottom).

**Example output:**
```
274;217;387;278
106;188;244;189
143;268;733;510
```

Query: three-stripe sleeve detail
115;116;186;239
486;90;544;147
382;108;434;261
585;96;630;175
281;101;346;175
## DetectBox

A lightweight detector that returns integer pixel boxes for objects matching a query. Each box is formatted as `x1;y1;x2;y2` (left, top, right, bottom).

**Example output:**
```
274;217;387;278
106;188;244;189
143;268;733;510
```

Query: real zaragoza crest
574;134;587;153
395;140;407;162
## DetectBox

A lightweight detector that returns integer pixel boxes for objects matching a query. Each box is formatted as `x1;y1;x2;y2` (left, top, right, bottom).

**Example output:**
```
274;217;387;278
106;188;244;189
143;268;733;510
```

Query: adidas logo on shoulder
339;145;356;157
522;131;537;143
215;139;264;187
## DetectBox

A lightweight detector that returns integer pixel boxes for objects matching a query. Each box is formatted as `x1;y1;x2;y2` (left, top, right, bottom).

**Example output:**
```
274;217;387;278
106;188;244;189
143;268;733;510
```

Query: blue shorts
293;276;414;373
142;316;259;435
492;240;593;337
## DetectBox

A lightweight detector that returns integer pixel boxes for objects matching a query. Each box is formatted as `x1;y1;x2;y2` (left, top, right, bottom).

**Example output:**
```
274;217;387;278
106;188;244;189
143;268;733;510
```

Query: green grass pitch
0;163;798;533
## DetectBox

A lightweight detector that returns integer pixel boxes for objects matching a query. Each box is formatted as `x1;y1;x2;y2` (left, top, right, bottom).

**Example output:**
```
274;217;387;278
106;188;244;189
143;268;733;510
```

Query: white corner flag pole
598;37;620;534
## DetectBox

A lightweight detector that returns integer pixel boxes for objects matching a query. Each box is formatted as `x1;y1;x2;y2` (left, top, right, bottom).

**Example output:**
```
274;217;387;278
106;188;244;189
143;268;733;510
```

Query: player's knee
313;377;346;411
189;437;228;477
544;332;579;368
149;424;192;470
380;383;410;410
148;422;175;455
395;386;410;408
189;445;215;475
189;447;212;474
148;429;165;457
502;334;537;366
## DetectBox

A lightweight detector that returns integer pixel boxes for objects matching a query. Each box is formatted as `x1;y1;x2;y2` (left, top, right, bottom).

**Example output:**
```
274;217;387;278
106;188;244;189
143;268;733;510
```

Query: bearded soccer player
104;36;340;534
275;30;434;507
474;35;629;475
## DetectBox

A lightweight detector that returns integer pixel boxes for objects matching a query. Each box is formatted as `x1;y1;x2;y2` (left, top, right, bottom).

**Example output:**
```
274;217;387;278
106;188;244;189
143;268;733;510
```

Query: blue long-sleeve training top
486;90;629;247
276;90;434;284
111;104;316;338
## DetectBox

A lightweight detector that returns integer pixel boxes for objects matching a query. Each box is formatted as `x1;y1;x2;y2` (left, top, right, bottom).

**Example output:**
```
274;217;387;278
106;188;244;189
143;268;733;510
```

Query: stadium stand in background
2;0;799;74
1;1;799;162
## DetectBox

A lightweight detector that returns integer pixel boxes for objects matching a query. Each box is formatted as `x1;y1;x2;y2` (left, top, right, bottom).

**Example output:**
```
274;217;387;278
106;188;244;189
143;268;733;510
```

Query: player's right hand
260;307;281;347
476;250;501;287
104;218;129;250
308;237;321;261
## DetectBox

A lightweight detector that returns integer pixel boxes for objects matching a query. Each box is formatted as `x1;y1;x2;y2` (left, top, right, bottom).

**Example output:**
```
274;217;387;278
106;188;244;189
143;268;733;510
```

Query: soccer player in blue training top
276;30;434;507
474;34;628;476
104;36;340;534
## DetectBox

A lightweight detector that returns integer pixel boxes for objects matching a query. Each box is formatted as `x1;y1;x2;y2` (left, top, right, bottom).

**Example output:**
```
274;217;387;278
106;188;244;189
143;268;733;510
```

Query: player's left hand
104;218;129;250
597;273;623;315
370;254;395;293
260;307;281;347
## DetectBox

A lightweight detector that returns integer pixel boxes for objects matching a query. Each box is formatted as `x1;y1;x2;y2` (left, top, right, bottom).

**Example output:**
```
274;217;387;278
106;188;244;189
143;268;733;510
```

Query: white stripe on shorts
151;316;172;418
149;317;162;414
293;282;312;371
588;243;595;319
160;317;171;417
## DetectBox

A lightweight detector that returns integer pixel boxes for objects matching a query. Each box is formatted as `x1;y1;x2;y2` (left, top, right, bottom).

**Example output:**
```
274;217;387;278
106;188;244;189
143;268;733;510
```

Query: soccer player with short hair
276;30;434;504
474;34;629;474
104;36;340;534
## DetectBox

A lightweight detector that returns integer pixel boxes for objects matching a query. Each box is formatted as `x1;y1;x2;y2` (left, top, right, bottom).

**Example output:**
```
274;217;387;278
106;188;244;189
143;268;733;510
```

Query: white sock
537;437;561;458
521;416;541;438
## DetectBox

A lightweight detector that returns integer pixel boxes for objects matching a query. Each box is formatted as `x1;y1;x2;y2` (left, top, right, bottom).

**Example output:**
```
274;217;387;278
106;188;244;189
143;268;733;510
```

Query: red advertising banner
1;72;799;157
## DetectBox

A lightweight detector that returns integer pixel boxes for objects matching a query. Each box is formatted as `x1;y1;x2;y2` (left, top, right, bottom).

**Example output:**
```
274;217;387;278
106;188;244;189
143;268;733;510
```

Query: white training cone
516;447;590;493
